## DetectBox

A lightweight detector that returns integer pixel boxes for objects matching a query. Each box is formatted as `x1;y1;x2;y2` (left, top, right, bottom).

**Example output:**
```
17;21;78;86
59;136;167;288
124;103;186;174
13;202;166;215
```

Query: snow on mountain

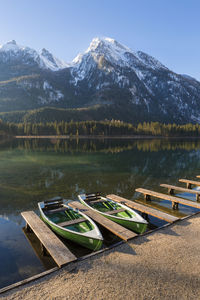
70;37;169;86
40;48;69;71
0;37;200;124
0;40;68;71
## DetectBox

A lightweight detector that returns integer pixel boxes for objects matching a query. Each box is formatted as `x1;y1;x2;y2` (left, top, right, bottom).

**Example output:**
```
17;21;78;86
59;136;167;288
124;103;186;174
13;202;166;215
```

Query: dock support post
26;223;32;233
196;194;200;202
168;188;174;195
40;243;47;256
187;183;192;189
144;194;151;201
172;202;179;210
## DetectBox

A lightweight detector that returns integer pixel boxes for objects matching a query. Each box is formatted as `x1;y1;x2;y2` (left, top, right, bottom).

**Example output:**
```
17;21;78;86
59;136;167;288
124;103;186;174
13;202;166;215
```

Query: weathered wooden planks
68;201;137;241
160;183;200;201
21;211;76;267
135;188;200;210
107;194;179;223
179;178;200;189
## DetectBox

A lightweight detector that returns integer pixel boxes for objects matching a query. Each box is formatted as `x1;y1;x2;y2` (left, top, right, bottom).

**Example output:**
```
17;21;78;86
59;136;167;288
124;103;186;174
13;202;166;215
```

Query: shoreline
15;135;200;139
1;212;200;299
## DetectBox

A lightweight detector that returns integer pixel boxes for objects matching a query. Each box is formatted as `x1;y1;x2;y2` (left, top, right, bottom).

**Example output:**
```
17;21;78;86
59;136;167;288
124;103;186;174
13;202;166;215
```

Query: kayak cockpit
41;198;94;233
84;193;135;219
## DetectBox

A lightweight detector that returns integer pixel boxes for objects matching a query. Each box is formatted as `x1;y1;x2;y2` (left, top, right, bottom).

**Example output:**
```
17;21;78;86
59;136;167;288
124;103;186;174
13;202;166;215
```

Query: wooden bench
68;201;137;241
135;188;200;210
21;211;76;267
160;183;200;201
57;217;86;227
107;194;179;223
179;179;200;189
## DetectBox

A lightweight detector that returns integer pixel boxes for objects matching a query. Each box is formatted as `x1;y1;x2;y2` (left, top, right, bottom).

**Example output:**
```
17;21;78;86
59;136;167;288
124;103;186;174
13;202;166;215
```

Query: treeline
1;119;200;137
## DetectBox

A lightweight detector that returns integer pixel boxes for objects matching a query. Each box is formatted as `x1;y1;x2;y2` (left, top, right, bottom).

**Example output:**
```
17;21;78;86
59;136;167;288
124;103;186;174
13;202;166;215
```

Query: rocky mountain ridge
0;37;199;124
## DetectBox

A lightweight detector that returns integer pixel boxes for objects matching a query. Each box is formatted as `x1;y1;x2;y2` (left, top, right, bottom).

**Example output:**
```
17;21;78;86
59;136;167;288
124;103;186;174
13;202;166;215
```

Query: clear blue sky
0;0;199;80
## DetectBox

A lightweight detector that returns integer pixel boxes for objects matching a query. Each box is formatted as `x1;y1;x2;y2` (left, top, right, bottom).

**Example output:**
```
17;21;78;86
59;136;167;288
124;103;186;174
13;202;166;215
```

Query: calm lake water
0;137;200;289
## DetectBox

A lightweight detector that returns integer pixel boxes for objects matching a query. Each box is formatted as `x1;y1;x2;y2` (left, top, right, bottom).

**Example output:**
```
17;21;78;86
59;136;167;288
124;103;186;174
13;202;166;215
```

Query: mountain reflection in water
0;137;200;288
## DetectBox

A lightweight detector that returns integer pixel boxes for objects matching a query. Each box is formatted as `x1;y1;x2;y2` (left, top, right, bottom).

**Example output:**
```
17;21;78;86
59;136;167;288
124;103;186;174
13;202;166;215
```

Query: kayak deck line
68;201;137;241
135;188;200;210
21;211;77;267
107;194;179;223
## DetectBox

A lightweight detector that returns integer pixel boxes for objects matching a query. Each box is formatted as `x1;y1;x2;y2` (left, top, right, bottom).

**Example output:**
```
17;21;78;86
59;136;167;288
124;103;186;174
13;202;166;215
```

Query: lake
0;137;200;289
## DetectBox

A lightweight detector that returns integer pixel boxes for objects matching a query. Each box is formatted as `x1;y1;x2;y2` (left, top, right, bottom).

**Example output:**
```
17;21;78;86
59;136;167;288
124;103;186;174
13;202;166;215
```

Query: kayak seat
85;192;101;202
44;196;63;204
106;208;126;215
57;217;86;227
44;207;67;214
89;199;106;204
85;196;101;202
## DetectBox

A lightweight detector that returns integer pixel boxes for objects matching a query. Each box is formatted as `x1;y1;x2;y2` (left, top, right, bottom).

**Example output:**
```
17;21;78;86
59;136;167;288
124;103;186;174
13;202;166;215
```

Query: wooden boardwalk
160;183;200;201
21;211;77;267
106;194;179;223
179;178;200;189
68;201;137;241
135;188;200;210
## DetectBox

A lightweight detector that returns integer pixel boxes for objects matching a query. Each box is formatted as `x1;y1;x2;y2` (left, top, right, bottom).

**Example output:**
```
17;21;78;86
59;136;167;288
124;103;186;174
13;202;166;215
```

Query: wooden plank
135;188;200;209
21;211;76;267
68;201;137;241
196;175;200;178
106;194;179;223
179;178;200;189
160;183;200;194
0;267;58;295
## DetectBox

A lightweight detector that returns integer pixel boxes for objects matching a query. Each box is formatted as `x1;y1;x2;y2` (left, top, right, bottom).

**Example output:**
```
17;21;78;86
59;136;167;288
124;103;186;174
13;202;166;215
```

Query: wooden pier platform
179;178;200;189
68;201;137;241
106;194;179;223
160;183;200;201
21;211;77;267
135;188;200;210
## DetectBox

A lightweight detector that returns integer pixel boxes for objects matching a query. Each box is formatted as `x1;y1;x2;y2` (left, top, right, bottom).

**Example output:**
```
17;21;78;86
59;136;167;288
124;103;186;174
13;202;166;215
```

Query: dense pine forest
1;119;200;137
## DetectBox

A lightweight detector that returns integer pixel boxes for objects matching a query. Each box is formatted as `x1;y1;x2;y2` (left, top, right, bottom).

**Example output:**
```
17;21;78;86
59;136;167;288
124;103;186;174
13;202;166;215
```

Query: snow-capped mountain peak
0;40;68;71
0;40;25;52
73;36;134;66
71;36;168;86
40;48;69;71
86;37;132;54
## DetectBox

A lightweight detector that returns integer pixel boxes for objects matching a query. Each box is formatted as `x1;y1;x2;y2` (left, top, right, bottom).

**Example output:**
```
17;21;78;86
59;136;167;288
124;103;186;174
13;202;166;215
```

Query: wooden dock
68;201;137;241
106;194;179;223
135;188;200;210
160;183;200;201
21;211;77;267
179;178;200;189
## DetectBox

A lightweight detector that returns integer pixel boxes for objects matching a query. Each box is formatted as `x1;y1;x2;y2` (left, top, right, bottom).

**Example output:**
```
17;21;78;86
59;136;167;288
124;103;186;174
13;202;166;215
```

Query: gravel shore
1;213;200;300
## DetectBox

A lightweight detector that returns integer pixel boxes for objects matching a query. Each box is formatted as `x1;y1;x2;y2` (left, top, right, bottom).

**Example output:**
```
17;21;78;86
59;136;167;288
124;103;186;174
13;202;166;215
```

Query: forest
1;119;200;137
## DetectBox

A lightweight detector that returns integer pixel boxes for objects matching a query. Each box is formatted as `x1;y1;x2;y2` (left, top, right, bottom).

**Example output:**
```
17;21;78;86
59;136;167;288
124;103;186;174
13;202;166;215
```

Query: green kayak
38;197;103;251
78;193;148;234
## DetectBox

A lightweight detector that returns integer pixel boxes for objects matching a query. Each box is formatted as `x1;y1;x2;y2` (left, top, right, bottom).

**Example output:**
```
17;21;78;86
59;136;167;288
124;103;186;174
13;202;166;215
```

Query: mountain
0;37;200;124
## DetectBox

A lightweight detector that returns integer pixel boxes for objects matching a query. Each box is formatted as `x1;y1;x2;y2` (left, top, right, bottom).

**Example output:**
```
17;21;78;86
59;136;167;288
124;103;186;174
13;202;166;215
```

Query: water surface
0;138;200;288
